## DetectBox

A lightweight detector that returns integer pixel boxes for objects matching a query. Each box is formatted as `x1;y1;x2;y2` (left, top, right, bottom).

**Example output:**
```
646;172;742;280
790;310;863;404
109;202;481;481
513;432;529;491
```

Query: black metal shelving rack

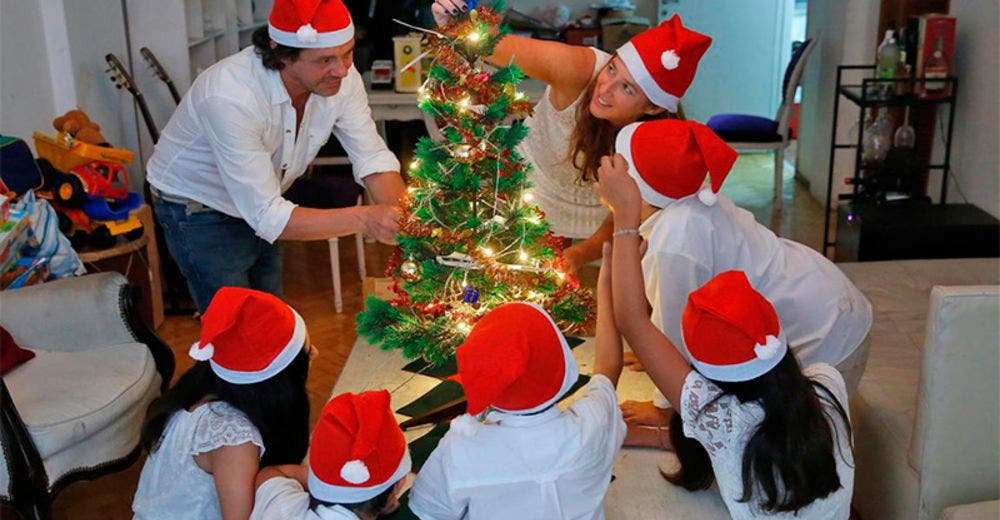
822;64;959;256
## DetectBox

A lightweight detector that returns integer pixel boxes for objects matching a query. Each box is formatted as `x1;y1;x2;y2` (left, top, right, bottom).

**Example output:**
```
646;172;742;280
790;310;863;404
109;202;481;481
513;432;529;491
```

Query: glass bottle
923;37;949;93
875;30;900;99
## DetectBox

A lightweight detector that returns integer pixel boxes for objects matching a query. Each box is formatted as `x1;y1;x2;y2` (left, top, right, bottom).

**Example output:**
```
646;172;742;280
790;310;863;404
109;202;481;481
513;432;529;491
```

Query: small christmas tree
358;1;594;365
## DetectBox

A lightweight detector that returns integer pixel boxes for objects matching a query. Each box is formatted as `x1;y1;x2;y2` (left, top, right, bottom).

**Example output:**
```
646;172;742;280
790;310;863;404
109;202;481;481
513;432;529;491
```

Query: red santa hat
268;0;354;49
455;302;578;417
307;390;411;504
617;15;712;113
616;119;738;208
682;271;787;382
188;287;307;385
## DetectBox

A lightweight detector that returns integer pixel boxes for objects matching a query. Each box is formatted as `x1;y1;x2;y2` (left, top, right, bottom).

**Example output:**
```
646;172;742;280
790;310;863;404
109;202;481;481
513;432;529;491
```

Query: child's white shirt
680;363;855;519
132;401;264;520
250;477;360;520
409;374;626;520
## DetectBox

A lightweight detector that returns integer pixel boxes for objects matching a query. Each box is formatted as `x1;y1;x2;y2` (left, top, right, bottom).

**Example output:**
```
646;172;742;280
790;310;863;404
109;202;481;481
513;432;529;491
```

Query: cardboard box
393;34;423;93
363;277;396;302
914;14;956;96
600;17;651;53
564;28;602;48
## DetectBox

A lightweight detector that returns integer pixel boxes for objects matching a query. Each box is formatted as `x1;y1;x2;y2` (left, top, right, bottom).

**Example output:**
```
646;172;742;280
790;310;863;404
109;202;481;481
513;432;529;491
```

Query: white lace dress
133;401;265;520
680;364;855;519
517;48;612;239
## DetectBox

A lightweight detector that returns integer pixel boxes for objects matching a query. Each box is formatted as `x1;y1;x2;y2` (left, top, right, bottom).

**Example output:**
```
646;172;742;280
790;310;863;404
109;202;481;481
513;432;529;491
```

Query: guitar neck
132;91;160;144
165;80;181;105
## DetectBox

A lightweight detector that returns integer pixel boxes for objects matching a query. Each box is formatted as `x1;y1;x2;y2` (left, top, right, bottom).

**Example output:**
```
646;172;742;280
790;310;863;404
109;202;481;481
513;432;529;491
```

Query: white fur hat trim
188;342;214;361
661;49;681;70
340;460;370;484
297;23;319;43
450;413;479;437
753;335;783;360
698;187;718;206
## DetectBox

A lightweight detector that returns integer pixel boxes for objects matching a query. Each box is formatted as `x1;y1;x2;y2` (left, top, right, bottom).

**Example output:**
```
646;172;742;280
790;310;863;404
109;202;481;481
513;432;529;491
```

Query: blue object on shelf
82;192;142;221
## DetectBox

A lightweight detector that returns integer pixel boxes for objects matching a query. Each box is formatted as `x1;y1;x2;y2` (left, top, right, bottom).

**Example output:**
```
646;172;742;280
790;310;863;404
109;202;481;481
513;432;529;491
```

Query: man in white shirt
147;0;405;311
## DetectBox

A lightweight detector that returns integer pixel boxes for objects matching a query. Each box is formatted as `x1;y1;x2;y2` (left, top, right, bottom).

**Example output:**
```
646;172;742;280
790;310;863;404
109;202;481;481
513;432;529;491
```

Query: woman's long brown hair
568;64;685;183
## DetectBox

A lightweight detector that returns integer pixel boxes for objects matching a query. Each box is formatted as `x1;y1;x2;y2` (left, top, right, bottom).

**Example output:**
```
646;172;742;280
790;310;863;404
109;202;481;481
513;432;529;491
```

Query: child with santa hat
251;390;412;520
133;287;316;519
409;243;626;519
610;267;854;518
594;118;872;450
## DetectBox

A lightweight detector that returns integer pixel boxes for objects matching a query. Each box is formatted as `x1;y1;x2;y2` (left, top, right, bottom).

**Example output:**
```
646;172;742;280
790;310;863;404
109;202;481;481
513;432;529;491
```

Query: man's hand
431;0;469;26
361;204;401;244
594;154;643;226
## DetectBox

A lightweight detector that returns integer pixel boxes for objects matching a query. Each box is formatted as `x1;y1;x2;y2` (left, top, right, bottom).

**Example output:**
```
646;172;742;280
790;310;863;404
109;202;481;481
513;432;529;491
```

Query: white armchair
0;272;174;519
851;283;1000;520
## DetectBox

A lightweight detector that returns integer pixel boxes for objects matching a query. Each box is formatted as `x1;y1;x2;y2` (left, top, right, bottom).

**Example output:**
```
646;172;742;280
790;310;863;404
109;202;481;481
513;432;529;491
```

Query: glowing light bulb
481;246;494;257
527;216;541;225
407;186;417;194
519;250;529;261
458;97;471;111
467;31;481;43
522;192;534;203
514;91;526;101
457;321;471;334
556;271;566;281
409;159;420;170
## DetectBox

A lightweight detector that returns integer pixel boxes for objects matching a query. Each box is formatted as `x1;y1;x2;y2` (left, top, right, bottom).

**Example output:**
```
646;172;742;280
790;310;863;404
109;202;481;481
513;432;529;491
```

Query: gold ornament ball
400;260;422;281
453;144;476;163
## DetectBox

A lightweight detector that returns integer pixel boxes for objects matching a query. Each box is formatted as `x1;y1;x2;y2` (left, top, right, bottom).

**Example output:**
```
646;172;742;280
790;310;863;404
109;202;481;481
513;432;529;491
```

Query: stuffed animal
52;109;107;145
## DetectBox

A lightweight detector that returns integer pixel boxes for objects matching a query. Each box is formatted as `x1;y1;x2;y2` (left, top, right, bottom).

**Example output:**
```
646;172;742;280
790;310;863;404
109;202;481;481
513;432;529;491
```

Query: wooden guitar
105;53;160;144
140;47;181;105
104;52;195;314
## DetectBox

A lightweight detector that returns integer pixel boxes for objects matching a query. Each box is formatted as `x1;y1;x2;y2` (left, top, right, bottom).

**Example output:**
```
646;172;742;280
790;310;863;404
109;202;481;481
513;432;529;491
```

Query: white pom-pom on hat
340;460;370;484
753;335;783;360
297;23;319;43
450;413;479;437
189;342;214;361
698;187;718;206
661;49;681;70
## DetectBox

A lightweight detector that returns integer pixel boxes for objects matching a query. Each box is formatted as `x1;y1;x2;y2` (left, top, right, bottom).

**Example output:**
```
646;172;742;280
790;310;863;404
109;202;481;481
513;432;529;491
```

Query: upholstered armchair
0;272;174;519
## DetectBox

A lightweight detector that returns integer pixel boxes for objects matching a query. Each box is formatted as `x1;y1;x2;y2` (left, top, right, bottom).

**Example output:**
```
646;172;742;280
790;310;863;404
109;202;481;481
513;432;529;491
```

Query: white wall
948;0;999;217
796;0;879;203
0;0;142;188
0;0;60;147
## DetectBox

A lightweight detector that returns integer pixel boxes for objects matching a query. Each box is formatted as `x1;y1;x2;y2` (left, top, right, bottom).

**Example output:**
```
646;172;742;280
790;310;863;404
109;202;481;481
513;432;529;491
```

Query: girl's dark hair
252;27;302;70
568;58;683;183
664;351;854;514
309;485;395;517
141;350;311;467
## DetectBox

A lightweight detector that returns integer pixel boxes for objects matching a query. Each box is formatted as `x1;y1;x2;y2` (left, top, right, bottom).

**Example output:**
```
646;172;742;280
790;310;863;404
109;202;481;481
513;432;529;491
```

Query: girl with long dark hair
432;1;709;274
132;288;315;520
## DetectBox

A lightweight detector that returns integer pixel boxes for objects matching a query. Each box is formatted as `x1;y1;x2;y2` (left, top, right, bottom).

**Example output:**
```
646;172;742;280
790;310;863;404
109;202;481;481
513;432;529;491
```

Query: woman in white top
133;287;316;520
432;1;712;274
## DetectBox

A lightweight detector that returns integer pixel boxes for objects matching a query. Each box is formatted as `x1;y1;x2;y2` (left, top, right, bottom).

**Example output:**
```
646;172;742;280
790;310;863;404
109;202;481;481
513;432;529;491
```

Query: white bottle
875;30;900;98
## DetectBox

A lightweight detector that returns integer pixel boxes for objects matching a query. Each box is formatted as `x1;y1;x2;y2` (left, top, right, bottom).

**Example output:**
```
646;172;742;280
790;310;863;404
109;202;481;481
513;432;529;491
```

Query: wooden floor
50;153;829;519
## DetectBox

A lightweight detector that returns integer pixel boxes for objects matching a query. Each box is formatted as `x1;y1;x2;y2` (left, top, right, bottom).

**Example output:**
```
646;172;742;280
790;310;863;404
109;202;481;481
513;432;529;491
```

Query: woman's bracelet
612;228;640;238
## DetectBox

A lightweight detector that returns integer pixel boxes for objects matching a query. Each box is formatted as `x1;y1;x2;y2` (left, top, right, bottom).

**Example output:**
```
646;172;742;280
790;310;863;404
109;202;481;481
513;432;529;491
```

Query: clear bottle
923;36;949;93
893;107;916;148
875;29;900;98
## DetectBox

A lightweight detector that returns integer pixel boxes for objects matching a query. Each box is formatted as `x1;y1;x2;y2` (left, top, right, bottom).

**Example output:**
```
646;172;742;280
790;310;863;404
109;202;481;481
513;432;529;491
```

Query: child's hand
598;241;613;290
431;0;469;26
594;154;642;225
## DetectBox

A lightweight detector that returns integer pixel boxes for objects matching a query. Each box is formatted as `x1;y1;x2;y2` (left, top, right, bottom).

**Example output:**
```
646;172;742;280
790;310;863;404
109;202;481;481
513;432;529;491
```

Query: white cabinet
123;0;271;171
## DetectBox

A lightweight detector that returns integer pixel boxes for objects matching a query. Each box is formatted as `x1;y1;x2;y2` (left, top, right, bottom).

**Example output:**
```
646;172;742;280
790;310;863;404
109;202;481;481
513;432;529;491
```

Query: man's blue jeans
152;197;282;313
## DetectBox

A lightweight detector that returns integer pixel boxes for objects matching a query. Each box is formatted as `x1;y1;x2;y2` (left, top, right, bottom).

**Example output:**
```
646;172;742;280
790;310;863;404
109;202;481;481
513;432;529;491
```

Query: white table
332;336;731;519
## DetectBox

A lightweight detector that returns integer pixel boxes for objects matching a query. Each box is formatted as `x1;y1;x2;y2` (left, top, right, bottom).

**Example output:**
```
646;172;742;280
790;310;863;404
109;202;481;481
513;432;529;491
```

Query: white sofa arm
0;273;137;352
910;285;1000;520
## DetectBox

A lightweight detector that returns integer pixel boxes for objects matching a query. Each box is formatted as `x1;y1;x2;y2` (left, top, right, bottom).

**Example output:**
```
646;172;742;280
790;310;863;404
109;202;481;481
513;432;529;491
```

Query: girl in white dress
431;1;711;274
132;287;315;520
609;265;855;518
